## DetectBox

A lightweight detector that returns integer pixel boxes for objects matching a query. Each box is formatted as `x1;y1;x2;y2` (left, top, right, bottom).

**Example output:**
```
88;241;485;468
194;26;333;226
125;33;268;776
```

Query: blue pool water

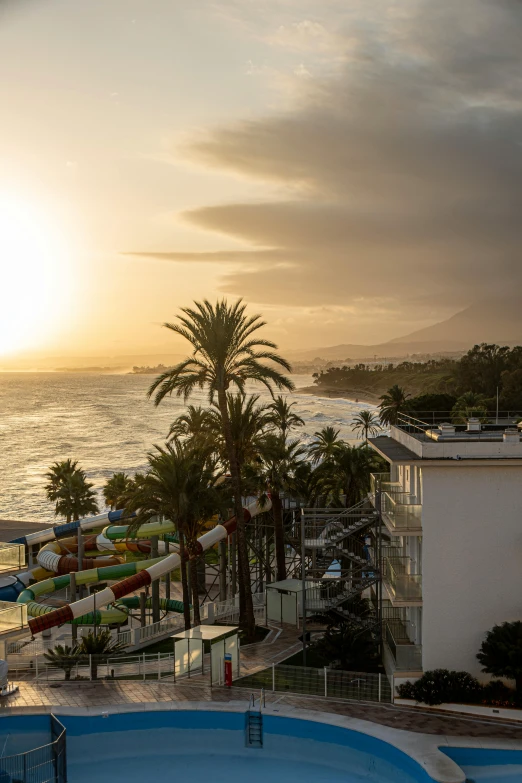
1;711;522;783
442;747;522;783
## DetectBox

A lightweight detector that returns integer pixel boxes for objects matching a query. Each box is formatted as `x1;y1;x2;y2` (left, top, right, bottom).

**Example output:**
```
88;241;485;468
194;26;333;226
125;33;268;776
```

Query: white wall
421;464;522;678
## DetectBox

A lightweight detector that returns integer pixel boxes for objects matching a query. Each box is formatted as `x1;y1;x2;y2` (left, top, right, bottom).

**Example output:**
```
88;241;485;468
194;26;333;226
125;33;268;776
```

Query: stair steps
246;710;263;748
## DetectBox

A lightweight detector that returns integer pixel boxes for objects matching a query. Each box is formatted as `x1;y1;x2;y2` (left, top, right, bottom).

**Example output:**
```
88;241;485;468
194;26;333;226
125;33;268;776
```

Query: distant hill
286;297;522;362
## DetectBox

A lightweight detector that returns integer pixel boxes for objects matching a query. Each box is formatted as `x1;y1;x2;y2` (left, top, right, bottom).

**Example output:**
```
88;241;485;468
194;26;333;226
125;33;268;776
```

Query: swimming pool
0;707;521;783
442;747;522;783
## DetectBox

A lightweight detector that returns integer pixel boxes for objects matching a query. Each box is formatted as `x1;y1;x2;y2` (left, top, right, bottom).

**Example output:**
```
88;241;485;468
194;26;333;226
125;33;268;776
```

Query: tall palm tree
167;405;214;446
314;443;375;508
266;396;304;443
352;410;380;442
207;393;270;468
125;441;226;629
379;385;411;426
103;472;132;510
308;426;342;465
45;460;99;523
244;434;305;581
148;299;293;639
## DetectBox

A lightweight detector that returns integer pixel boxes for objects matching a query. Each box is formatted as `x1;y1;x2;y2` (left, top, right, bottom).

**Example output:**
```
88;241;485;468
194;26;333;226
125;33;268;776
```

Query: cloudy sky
1;0;520;362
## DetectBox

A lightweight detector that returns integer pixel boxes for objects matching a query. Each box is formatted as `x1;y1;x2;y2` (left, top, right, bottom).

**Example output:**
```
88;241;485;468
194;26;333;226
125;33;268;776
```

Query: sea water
0;373;375;522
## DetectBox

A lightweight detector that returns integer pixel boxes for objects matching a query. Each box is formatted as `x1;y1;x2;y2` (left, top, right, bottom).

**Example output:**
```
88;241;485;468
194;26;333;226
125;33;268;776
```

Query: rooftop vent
438;423;456;434
503;429;520;443
466;417;481;432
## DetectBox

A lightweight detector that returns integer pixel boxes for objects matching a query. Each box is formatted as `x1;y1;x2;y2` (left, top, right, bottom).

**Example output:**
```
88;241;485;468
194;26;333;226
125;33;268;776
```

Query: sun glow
0;193;73;356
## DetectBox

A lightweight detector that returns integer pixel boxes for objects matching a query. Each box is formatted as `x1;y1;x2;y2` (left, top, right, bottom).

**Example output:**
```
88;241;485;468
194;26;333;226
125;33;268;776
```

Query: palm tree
208;393;270;468
451;392;488;424
103;472;132;510
266;396;304;442
352;410;380;442
308;426;342;465
244;434;305;581
314;443;375;507
44;643;80;680
45;460;99;522
148;299;293;640
78;629;126;680
167;405;213;446
379;385;411;426
125;441;226;629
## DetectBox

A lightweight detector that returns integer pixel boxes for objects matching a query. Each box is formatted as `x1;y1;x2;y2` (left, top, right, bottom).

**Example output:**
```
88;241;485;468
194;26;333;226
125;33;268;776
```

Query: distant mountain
286;296;522;362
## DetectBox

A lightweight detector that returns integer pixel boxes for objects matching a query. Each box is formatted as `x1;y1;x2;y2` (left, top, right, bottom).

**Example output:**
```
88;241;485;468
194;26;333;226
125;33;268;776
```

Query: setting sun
0;192;72;356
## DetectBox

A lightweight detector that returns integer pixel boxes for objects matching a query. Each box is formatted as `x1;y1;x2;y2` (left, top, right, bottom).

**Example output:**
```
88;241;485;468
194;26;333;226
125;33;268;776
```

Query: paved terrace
2;623;522;741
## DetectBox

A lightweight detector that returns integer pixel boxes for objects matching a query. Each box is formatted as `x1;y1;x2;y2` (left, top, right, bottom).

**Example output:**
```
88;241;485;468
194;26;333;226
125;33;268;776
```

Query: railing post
378;673;382;703
158;652;161;681
89;654;92;681
272;663;275;692
324;666;327;698
143;653;146;681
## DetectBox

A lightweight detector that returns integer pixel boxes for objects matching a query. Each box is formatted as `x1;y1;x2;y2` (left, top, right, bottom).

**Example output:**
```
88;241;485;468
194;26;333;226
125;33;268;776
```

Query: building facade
369;418;522;686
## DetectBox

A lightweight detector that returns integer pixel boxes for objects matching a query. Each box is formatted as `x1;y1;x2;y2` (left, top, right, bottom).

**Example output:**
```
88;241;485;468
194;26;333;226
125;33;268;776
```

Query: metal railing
381;492;422;532
0;541;25;571
0;714;66;782
303;573;379;615
385;623;422;671
396;412;522;437
383;558;422;602
235;663;391;703
9;652;181;682
137;614;185;644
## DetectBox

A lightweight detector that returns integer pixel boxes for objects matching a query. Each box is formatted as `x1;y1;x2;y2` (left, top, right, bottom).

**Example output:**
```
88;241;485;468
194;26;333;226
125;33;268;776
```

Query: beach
296;385;381;405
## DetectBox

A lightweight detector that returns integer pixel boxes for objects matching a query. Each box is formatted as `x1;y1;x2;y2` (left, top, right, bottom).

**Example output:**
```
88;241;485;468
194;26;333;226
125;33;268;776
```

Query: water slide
27;498;270;635
15;555;183;627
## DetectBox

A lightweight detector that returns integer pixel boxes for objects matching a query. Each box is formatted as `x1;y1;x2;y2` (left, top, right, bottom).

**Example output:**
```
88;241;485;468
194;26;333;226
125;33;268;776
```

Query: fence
0;542;25;572
9;652;188;682
0;714;66;783
234;663;391;703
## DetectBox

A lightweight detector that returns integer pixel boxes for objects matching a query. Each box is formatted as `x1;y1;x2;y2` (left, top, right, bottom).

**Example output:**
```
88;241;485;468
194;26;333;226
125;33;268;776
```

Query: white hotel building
368;416;522;686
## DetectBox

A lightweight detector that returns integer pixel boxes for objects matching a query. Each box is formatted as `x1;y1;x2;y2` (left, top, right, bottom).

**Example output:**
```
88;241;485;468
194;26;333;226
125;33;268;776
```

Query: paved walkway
2;680;522;740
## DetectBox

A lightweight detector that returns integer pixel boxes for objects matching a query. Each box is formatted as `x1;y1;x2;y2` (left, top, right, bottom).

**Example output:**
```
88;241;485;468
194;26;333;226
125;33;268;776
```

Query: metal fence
8;652;183;682
0;714;66;783
234;663;391;703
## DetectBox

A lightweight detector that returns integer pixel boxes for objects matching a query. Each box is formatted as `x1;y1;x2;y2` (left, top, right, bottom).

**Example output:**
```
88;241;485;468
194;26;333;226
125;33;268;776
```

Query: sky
1;0;521;365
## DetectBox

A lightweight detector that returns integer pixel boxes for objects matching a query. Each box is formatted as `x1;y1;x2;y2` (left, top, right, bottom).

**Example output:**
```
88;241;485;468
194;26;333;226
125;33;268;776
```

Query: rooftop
370;413;522;462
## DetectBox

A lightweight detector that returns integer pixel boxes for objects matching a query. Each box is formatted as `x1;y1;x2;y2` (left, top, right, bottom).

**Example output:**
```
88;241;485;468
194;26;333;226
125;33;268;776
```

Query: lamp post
301;509;307;667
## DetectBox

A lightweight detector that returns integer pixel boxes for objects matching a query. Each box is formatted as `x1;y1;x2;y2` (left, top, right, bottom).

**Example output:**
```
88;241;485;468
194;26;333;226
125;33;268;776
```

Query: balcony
370;473;404;497
383;556;422;605
385;622;422;671
381;491;422;535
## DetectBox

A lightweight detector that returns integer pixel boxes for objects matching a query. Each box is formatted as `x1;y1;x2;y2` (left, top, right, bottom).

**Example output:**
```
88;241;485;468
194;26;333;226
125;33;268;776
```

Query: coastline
295;385;380;406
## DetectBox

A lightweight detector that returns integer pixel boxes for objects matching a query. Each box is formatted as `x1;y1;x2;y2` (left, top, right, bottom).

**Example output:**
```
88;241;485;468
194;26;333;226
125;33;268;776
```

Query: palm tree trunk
217;388;255;641
178;530;192;630
189;557;201;626
272;492;286;582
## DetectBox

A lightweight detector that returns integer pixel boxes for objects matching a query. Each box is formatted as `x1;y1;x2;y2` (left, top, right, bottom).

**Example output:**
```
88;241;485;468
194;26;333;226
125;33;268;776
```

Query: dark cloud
129;0;522;316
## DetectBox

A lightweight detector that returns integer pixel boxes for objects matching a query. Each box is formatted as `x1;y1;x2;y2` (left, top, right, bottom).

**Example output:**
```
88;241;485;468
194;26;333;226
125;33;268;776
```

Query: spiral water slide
27;498;269;635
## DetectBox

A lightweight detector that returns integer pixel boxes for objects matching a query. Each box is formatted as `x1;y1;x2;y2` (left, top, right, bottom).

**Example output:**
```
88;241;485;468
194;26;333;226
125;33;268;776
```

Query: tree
308;426;342;465
314;443;376;508
379;385;411;426
167;405;214;446
477;621;522;704
454;343;512;398
207;393;270;469
44;643;80;681
148;299;293;640
244;434;305;582
78;629;126;680
451;391;488;424
103;472;132;510
45;460;99;523
351;410;380;442
266;396;304;443
311;622;378;671
125;441;226;629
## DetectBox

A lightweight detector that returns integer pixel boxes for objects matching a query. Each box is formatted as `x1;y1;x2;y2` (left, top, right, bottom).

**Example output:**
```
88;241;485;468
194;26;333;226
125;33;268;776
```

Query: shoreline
295;385;380;406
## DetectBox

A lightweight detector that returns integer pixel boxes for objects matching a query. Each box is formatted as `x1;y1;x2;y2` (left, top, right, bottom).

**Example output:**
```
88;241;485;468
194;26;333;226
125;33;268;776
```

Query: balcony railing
383;557;422;602
381;491;422;532
385;623;422;671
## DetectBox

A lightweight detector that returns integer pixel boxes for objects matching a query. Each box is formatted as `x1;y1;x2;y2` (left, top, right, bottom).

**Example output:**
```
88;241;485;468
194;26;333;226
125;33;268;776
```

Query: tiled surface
2;680;522;739
3;623;522;740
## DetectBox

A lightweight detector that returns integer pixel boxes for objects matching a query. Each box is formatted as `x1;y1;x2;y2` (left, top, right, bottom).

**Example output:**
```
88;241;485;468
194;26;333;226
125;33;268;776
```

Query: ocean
0;373;375;522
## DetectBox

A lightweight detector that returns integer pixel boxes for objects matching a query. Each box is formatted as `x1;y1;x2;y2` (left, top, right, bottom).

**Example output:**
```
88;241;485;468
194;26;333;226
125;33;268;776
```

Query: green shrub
397;669;482;706
481;680;516;707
